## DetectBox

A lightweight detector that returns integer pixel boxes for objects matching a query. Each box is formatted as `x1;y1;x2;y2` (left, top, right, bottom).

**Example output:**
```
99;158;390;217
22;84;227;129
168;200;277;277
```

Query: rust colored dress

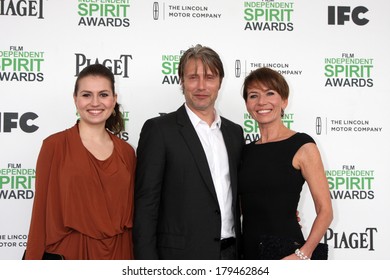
25;124;136;260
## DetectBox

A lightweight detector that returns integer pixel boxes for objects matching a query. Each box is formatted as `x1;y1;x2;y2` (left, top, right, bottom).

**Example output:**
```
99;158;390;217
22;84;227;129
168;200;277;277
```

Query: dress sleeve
300;132;316;145
24;139;55;259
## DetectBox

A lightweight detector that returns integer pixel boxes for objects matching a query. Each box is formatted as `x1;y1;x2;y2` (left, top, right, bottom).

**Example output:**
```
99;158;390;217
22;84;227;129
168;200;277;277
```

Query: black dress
238;133;315;259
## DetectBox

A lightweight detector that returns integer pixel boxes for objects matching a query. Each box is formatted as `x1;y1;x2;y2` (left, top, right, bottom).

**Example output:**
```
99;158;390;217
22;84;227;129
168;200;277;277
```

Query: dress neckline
254;132;299;145
75;122;116;162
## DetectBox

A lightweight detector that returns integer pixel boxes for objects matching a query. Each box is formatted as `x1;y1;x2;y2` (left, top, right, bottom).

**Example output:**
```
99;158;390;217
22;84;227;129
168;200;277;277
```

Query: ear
282;98;288;110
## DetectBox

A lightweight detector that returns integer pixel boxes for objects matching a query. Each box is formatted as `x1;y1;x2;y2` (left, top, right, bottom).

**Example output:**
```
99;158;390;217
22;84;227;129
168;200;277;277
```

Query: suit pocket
157;233;185;249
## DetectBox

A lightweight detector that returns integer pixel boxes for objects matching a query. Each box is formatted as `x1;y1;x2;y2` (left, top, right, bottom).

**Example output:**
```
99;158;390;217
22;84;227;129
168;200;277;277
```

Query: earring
112;110;116;117
281;109;285;117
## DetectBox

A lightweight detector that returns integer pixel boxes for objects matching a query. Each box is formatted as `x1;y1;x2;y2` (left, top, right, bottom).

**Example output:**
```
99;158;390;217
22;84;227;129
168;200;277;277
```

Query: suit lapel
220;120;238;207
176;105;218;201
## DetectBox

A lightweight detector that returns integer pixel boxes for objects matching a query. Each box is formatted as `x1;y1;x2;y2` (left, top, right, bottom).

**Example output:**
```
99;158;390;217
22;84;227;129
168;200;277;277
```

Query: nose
198;76;206;90
257;94;267;105
91;94;99;105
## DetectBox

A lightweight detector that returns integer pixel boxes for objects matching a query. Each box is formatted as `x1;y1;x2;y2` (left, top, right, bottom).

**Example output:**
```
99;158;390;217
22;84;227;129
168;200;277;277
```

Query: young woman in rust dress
25;64;135;260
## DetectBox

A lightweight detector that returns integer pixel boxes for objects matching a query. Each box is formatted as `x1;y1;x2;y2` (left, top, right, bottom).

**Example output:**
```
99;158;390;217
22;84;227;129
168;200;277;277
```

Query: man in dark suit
133;44;244;260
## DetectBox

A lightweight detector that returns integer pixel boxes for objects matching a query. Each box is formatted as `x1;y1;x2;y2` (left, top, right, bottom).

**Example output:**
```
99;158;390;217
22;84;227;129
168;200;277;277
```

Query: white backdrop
1;0;389;260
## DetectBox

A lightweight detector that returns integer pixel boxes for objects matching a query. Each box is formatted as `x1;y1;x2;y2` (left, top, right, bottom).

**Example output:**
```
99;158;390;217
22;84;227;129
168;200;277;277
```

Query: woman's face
245;82;287;127
74;75;117;126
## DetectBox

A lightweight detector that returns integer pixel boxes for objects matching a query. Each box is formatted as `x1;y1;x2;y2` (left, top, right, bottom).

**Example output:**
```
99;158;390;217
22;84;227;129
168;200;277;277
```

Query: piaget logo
78;0;131;27
243;112;294;143
243;0;294;31
0;163;35;200
324;227;377;251
75;53;133;78
0;46;44;82
0;0;44;18
324;53;373;87
327;165;374;200
161;51;184;85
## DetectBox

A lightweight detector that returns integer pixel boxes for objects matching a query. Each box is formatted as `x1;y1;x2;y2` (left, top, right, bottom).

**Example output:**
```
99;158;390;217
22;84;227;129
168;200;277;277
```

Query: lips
257;109;271;114
87;109;104;115
194;94;209;99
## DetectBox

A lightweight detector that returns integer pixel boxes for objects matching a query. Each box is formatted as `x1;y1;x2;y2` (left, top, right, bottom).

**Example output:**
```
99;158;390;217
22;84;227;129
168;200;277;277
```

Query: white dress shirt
185;104;235;239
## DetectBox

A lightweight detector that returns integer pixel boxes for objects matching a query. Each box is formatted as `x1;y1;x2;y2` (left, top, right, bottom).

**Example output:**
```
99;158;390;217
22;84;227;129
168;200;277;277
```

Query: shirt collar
184;103;221;129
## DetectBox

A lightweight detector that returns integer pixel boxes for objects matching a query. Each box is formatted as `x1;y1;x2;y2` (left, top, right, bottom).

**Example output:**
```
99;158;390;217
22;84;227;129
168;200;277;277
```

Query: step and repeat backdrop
1;0;389;260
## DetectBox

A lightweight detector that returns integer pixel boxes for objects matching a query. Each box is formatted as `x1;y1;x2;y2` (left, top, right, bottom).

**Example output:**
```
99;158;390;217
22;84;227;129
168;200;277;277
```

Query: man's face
181;58;221;115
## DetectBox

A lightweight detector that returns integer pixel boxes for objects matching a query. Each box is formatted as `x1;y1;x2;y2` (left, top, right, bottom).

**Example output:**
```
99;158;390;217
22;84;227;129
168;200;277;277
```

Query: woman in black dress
238;67;333;260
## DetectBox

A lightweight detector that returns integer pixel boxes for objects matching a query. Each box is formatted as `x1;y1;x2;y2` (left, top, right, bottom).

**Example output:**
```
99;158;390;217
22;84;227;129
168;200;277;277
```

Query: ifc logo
328;6;369;25
0;112;39;133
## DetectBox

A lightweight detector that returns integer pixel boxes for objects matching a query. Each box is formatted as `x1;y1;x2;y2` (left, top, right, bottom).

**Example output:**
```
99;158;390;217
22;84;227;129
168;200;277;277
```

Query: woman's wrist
295;248;310;260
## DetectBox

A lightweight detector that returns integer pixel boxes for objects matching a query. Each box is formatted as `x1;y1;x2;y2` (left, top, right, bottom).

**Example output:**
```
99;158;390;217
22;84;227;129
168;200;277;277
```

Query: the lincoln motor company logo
235;60;241;78
315;117;382;135
153;2;159;20
152;2;221;20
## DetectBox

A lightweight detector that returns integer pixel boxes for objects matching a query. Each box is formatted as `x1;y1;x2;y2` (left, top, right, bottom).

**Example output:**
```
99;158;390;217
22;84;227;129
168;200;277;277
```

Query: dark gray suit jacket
133;104;244;259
